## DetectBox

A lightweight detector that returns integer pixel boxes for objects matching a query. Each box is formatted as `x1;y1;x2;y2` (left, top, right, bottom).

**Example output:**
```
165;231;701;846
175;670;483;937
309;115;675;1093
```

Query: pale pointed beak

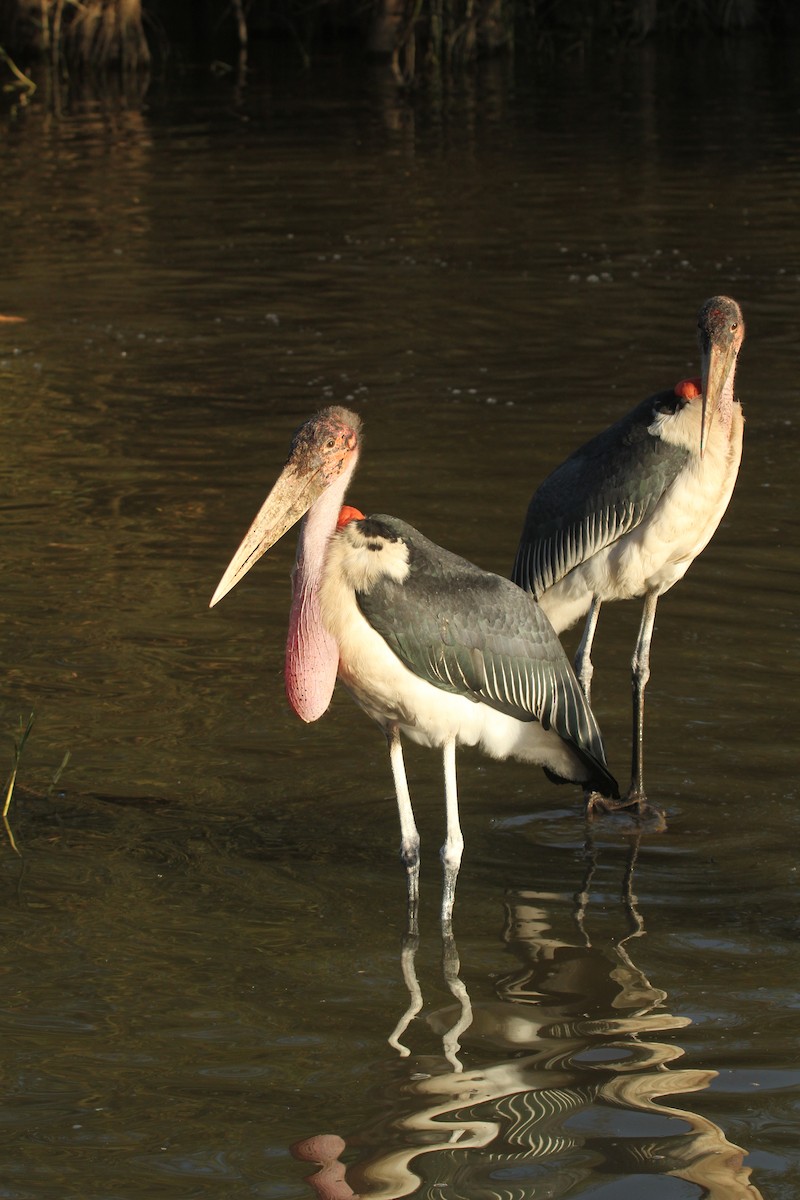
700;337;737;458
209;462;324;607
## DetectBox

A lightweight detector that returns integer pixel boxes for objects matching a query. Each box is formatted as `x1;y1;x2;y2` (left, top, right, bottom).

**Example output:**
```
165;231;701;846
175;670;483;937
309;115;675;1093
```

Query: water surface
0;34;797;1199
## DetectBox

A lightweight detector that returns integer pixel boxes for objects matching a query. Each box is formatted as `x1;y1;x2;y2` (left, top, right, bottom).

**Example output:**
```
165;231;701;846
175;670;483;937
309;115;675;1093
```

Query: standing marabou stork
210;407;618;928
513;295;745;811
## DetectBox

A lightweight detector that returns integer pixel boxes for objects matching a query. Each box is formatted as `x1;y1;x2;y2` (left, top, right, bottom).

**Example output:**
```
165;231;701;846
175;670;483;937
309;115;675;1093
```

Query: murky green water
0;33;797;1199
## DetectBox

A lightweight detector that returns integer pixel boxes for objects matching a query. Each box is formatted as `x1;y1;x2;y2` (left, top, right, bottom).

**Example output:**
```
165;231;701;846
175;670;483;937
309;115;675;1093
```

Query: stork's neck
285;450;359;723
295;451;359;583
716;366;737;440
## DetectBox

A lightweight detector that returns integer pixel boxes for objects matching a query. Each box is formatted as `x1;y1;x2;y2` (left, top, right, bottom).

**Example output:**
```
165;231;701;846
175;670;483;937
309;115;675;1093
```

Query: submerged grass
3;712;34;856
3;712;34;821
47;749;71;796
1;718;71;854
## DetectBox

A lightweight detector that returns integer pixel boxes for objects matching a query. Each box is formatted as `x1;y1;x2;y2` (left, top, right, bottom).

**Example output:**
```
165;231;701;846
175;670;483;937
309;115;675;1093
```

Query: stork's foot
584;789;667;832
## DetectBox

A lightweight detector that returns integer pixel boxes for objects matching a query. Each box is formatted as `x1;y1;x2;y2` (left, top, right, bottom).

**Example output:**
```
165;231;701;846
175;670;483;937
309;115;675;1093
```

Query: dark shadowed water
0;33;797;1199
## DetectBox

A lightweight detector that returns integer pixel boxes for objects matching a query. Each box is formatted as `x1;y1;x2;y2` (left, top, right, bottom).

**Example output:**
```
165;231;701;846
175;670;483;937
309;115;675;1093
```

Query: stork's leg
440;738;463;931
387;726;420;932
587;592;665;824
574;595;603;702
629;590;659;803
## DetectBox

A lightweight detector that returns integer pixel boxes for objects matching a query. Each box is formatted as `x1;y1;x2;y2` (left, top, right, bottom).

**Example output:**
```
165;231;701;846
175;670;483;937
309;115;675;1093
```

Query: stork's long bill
209;409;361;607
697;296;745;457
210;407;362;722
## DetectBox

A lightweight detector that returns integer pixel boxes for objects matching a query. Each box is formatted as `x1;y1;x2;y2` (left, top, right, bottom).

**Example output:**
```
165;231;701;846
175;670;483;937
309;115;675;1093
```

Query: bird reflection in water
292;839;763;1200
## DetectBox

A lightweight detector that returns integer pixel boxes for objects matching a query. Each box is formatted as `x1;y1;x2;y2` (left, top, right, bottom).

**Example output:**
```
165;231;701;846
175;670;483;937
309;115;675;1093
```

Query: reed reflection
293;839;763;1200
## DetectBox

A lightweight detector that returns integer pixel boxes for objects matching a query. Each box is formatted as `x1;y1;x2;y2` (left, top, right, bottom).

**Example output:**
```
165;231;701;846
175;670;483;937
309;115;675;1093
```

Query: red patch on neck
337;505;365;529
674;377;702;400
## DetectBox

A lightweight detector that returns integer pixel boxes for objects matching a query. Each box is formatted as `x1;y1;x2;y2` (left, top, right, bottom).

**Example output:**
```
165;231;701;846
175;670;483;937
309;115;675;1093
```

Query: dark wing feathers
355;516;616;795
513;391;691;595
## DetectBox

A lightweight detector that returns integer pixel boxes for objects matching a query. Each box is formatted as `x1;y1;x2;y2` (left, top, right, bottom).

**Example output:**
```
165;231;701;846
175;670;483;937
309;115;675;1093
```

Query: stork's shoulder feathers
513;390;692;596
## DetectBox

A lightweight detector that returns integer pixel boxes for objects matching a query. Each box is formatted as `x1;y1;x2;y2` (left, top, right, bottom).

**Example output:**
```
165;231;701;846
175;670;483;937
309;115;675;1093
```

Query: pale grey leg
629;591;659;802
440;738;463;931
387;726;420;930
574;595;603;702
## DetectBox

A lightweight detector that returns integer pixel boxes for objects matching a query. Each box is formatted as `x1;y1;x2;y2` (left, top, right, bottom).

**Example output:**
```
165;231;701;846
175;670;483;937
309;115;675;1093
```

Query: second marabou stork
513;296;745;811
210;407;618;928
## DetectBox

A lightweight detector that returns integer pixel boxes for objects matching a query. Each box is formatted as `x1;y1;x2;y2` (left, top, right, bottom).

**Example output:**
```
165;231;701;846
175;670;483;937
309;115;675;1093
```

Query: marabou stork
210;407;618;927
513;295;745;810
